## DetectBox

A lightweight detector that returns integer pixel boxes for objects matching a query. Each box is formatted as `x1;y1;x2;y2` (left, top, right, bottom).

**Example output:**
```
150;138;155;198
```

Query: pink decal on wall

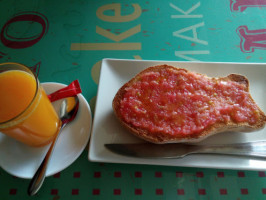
30;62;41;76
0;12;49;49
237;26;266;53
230;0;266;12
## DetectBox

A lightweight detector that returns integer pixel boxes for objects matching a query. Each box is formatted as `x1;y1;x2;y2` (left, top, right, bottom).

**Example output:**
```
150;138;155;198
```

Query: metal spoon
28;96;79;196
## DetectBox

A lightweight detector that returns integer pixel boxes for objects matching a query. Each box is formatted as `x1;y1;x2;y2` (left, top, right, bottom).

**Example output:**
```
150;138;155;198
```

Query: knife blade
105;141;266;158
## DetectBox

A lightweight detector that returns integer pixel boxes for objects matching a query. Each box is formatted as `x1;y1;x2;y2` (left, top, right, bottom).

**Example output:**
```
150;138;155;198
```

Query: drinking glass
0;62;60;147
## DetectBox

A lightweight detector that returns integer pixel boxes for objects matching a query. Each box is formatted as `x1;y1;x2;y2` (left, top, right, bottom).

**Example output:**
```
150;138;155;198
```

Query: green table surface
1;0;266;199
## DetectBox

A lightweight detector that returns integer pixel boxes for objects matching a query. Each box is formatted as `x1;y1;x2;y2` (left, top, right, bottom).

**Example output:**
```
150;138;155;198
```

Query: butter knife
105;141;266;158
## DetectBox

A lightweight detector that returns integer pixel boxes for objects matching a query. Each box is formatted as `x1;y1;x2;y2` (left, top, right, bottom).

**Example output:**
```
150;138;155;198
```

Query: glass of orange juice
0;62;60;147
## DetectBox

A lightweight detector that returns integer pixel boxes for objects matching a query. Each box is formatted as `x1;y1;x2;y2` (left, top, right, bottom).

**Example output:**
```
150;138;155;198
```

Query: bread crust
112;65;266;144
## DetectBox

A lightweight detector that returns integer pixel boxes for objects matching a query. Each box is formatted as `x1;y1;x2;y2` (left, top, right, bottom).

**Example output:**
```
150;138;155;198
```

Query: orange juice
0;63;60;147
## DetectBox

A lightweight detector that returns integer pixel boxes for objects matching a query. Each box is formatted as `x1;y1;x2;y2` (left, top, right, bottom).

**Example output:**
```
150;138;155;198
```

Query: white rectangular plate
88;58;266;171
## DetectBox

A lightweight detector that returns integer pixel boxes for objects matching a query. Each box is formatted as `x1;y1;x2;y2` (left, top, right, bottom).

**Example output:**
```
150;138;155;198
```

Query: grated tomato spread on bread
113;65;266;144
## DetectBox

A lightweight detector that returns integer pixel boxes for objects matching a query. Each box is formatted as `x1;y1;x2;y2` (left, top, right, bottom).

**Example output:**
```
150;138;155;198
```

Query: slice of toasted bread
113;65;266;144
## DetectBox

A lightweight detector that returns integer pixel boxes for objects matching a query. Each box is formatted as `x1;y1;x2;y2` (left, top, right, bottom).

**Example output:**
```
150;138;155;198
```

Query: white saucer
0;82;92;179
